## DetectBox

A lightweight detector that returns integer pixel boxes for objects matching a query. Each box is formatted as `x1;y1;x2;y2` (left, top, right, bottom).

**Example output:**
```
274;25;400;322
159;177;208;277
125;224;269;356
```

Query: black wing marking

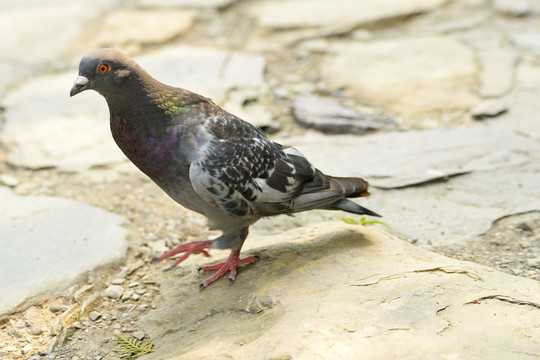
189;114;313;217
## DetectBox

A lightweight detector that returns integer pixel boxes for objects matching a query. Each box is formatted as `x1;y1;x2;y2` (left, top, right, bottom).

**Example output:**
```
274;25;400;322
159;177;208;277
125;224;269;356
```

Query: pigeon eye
98;64;109;74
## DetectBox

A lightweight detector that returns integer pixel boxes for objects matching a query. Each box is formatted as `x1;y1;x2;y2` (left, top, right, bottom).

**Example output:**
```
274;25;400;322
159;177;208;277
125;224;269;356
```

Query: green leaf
359;217;392;230
115;334;154;359
339;217;360;225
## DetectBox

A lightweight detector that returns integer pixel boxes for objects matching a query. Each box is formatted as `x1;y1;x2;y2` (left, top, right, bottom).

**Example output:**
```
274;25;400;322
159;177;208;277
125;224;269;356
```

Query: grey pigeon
70;48;380;289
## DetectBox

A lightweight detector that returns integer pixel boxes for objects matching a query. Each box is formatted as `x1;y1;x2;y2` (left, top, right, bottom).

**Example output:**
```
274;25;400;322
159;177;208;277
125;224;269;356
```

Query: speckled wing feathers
189;115;310;217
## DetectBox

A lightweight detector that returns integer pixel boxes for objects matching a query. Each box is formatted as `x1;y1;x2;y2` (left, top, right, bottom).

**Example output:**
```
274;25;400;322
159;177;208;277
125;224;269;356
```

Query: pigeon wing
189;115;314;218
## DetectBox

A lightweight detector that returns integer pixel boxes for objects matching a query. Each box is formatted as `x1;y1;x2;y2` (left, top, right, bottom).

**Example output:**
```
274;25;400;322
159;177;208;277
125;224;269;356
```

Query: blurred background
1;0;540;357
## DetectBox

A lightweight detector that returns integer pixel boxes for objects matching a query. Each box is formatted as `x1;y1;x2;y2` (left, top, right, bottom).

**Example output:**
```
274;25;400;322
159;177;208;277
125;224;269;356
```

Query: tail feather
289;172;381;217
327;176;370;198
329;198;381;217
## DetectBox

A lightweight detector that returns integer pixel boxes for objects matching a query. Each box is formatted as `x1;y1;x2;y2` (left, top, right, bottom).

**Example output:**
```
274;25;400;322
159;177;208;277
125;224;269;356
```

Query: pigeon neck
105;70;162;119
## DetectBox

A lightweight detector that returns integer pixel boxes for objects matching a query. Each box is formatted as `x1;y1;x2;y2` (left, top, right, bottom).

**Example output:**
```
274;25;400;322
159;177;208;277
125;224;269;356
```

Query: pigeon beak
70;75;90;97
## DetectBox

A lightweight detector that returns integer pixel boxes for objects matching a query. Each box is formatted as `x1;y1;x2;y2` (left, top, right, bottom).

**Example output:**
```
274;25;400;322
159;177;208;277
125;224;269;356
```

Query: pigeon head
70;48;137;97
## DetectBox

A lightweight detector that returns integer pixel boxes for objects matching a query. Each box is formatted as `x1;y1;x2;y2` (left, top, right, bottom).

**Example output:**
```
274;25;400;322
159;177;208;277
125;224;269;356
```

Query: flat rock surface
137;46;267;103
282;125;540;189
0;187;135;315
0;0;120;97
246;0;446;29
322;36;478;123
140;223;540;359
269;125;540;245
292;94;393;134
92;9;195;48
1;0;540;358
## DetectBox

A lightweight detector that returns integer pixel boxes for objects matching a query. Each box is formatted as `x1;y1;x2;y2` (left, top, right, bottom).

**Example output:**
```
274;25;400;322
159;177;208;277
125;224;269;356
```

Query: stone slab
137;46;266;103
141;223;540;359
265;125;540;246
279;125;540;189
322;36;478;121
246;0;446;29
0;72;125;171
0;187;135;315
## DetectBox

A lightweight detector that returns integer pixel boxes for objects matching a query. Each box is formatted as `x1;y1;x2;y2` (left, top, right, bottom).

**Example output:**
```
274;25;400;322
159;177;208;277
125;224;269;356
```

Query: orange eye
98;64;109;74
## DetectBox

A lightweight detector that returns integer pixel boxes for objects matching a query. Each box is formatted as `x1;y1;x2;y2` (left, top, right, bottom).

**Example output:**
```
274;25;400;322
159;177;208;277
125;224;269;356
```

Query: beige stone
141;223;540;359
322;36;479;122
93;9;194;47
246;0;447;29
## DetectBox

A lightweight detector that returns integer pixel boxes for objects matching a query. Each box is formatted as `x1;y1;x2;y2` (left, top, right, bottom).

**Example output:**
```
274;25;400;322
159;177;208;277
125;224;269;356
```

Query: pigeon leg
198;227;257;289
158;240;213;271
198;248;258;289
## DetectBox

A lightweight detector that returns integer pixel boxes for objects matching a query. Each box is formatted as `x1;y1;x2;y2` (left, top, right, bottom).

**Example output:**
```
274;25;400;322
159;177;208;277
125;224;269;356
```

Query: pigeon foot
198;249;257;289
158;240;213;270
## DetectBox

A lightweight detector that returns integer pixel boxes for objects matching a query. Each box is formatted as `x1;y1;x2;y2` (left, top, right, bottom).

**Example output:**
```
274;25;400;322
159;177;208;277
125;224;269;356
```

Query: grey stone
132;331;145;341
477;49;517;97
137;46;266;104
510;31;540;56
281;125;539;189
292;94;394;134
527;258;540;268
360;164;540;246
471;100;508;119
92;9;195;48
0;188;135;315
266;125;540;246
0;0;121;97
322;37;478;123
0;174;19;187
494;0;539;15
89;311;102;321
1;72;126;171
245;0;446;30
136;0;236;9
495;63;540;140
104;285;124;300
140;223;540;359
117;259;145;278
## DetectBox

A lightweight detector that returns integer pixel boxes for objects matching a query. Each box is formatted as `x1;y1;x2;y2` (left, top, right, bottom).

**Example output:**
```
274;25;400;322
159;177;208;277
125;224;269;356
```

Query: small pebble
73;321;83;329
49;305;63;313
0;174;19;187
516;222;533;233
122;290;135;301
132;331;145;341
89;311;102;321
471;100;508;120
104;285;124;300
111;278;126;285
3;345;17;352
526;257;540;268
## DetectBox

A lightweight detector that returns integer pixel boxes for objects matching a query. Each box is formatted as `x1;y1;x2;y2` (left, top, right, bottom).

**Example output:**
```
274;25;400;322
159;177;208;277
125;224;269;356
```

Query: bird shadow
140;227;373;359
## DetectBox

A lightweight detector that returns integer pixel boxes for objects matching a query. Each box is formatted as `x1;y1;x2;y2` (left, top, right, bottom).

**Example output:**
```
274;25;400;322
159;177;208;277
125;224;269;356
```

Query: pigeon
70;48;380;289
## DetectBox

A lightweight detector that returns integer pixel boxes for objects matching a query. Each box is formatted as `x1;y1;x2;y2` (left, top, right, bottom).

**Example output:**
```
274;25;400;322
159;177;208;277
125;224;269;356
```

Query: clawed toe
158;240;213;270
198;250;257;289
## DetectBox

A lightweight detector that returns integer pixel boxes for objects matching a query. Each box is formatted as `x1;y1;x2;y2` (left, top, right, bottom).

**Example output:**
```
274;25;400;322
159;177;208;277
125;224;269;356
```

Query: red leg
157;240;213;271
198;248;258;289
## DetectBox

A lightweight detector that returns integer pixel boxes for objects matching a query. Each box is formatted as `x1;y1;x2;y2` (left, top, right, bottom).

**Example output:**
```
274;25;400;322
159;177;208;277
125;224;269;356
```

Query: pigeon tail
329;198;381;217
288;174;380;217
327;175;371;198
325;176;381;217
